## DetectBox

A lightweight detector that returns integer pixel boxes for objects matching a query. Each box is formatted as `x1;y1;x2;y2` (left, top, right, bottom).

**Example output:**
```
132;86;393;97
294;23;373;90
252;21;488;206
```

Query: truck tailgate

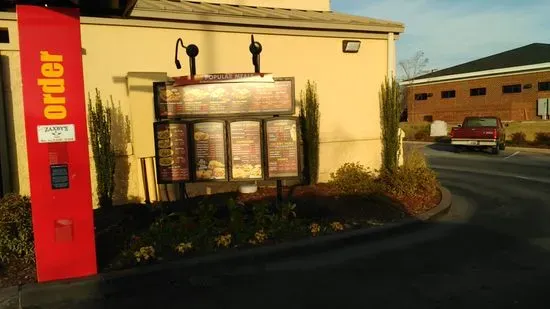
452;127;496;139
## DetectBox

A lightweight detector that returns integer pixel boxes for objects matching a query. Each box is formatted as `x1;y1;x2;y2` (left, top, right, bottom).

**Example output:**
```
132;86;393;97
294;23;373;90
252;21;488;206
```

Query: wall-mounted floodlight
342;40;361;53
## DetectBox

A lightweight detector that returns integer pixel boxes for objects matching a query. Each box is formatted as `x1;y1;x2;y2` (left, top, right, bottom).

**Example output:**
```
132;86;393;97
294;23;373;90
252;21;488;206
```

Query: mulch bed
0;184;441;288
0;260;35;288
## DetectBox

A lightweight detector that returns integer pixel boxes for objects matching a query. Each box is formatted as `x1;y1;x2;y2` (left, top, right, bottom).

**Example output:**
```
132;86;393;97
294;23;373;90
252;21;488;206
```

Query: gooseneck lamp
249;34;262;73
174;38;200;78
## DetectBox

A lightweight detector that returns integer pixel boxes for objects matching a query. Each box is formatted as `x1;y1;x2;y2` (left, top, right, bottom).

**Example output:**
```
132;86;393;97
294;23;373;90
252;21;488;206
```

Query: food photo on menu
156;128;173;167
230;121;263;180
193;122;227;180
266;119;299;178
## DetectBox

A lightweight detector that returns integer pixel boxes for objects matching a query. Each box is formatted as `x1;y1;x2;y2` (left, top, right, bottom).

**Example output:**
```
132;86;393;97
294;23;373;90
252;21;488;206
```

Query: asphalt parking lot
13;143;550;309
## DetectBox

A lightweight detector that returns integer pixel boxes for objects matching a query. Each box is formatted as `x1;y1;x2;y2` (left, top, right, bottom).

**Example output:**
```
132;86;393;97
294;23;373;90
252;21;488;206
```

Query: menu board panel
193;121;227;181
154;78;294;118
229;121;263;180
265;118;299;179
154;122;190;183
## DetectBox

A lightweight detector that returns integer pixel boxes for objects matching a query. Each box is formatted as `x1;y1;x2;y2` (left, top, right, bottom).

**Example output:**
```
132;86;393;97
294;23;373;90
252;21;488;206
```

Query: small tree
299;80;320;185
88;89;116;208
379;77;402;174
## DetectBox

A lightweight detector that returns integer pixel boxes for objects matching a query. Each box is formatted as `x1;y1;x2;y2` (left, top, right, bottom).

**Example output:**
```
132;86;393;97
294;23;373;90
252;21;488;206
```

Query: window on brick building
502;84;522;93
415;93;428;100
441;90;456;99
470;87;486;96
539;81;550;91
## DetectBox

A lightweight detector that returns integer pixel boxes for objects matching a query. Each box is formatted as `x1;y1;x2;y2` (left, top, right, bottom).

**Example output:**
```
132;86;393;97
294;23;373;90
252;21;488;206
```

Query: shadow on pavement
18;172;550;308
426;143;499;156
20;218;550;308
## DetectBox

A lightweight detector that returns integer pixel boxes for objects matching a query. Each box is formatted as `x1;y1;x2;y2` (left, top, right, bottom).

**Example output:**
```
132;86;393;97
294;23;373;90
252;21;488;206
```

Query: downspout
387;32;404;165
387;32;396;78
0;58;11;196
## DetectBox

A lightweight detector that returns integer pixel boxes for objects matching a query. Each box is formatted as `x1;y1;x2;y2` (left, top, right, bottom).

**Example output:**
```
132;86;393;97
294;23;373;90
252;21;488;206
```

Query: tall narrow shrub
299;80;320;185
379;77;402;174
88;89;116;208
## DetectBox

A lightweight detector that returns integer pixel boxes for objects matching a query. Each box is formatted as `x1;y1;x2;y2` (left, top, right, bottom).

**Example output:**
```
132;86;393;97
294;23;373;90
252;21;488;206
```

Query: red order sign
17;5;97;282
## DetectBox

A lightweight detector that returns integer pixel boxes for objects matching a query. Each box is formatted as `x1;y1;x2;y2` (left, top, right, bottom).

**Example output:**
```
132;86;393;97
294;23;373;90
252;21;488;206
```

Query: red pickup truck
450;116;507;154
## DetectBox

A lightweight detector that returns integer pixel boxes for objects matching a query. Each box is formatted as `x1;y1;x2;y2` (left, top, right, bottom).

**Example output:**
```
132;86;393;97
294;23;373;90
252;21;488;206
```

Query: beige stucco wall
196;0;331;11
0;15;396;205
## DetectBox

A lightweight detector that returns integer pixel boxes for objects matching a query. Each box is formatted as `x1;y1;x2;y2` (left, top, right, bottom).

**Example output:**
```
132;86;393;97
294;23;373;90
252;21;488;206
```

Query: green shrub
88;89;116;208
380;150;438;200
379;77;402;174
329;162;379;195
226;198;249;243
269;202;300;240
192;202;219;250
510;132;528;145
414;129;430;141
251;202;271;230
0;194;34;263
299;80;320;185
534;132;550;146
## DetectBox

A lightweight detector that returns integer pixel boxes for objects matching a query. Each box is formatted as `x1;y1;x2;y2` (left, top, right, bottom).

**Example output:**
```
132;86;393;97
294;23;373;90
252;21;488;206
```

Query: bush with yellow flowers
309;223;321;236
134;246;155;263
330;221;344;232
249;229;268;245
175;242;193;255
215;234;232;248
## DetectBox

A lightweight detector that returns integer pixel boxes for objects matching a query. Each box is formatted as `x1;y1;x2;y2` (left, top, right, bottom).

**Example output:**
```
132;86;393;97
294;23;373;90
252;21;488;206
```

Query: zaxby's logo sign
37;124;76;143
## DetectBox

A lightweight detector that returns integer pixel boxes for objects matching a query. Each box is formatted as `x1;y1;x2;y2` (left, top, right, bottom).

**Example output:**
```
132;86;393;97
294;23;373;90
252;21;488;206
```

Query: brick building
403;43;550;123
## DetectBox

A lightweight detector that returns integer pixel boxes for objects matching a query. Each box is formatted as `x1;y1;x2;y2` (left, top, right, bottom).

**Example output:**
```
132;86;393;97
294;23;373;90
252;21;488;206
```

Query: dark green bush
534;132;550;146
227;199;249;243
300;80;320;185
0;194;35;263
329;162;379;195
251;202;271;230
379;77;402;173
510;132;528;145
88;89;116;208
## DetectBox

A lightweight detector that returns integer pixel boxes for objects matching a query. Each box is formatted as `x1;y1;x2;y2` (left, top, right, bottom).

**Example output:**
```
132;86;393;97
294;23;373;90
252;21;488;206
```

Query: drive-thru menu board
154;78;294;118
265;118;299;179
193;121;227;180
229;120;263;180
153;74;301;184
154;122;190;183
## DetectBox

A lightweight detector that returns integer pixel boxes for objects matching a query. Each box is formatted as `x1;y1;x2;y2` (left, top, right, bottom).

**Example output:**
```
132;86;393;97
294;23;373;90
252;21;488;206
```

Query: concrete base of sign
239;184;258;194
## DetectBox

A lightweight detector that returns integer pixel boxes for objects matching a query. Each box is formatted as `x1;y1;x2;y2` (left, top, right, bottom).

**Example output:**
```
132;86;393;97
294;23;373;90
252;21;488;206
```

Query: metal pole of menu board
250;34;282;204
181;44;199;201
174;39;199;201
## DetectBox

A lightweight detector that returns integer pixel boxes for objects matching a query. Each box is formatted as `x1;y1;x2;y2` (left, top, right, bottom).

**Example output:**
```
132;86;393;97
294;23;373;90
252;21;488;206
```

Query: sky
331;0;550;76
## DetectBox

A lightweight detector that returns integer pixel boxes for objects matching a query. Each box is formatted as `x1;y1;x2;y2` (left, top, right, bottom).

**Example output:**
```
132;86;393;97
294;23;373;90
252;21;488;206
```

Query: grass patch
505;121;550;142
401;121;550;148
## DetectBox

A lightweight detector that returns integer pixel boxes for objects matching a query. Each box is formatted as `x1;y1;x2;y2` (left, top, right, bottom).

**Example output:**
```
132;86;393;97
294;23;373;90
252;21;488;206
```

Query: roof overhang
127;0;405;35
401;62;550;86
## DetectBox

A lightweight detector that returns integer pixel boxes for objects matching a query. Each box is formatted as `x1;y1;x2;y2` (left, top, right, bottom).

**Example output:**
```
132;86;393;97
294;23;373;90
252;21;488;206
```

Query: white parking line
504;151;520;160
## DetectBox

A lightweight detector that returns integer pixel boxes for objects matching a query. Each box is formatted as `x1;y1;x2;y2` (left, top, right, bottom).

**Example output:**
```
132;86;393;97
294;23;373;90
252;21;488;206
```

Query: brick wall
406;70;550;123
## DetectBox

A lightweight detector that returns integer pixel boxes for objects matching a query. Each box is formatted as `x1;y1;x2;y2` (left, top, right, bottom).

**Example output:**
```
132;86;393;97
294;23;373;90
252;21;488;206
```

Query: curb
1;187;452;308
505;146;550;154
404;141;550;154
